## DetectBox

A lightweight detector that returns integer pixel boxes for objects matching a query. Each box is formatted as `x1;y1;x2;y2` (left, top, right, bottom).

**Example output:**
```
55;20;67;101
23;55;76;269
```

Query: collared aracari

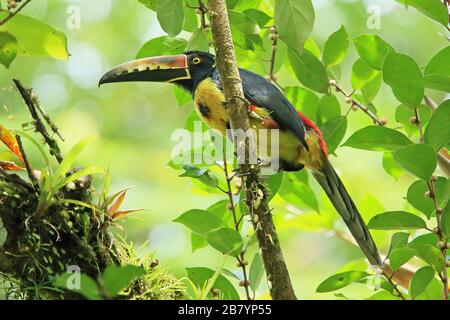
99;51;382;266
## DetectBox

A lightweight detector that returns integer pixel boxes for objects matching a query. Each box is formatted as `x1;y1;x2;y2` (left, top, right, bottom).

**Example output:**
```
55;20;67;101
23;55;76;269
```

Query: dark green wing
211;68;308;149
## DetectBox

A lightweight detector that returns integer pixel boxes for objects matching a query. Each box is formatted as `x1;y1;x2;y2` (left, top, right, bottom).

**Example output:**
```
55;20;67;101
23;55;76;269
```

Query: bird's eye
192;57;201;64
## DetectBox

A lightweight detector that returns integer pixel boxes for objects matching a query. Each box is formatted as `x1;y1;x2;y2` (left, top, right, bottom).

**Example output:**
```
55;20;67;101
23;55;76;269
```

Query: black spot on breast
198;103;211;118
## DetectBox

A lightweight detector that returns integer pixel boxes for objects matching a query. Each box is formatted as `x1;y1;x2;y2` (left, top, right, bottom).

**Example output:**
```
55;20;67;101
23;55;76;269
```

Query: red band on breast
297;112;328;157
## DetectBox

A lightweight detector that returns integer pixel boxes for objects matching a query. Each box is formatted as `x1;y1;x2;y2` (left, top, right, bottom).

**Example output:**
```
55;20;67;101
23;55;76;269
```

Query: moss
0;173;186;300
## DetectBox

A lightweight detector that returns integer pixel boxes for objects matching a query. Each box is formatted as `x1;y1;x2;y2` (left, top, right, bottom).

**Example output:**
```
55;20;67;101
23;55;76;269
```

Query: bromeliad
99;51;382;266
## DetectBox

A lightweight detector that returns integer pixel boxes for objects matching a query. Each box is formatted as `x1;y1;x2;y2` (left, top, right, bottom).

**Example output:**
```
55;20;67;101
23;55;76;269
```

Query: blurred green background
0;0;447;299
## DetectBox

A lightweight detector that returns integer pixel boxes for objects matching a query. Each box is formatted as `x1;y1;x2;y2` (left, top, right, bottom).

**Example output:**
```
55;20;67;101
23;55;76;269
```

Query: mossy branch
0;80;185;300
207;0;297;300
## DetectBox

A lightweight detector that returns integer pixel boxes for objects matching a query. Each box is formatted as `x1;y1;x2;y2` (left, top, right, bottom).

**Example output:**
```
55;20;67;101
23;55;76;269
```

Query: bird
99;50;382;266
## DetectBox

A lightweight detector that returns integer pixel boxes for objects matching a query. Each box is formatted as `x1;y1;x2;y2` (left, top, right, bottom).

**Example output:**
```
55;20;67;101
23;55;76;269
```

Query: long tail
312;158;382;266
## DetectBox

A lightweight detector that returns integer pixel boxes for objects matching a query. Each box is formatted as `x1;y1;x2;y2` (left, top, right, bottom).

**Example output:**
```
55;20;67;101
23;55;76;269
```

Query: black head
99;51;216;94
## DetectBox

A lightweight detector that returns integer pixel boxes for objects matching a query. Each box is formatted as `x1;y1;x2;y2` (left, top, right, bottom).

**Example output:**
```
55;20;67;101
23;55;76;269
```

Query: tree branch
330;80;385;126
13;79;63;163
207;0;297;300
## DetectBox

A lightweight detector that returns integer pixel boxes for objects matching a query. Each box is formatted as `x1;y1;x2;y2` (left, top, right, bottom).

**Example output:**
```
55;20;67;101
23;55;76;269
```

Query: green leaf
407;180;435;218
102;265;145;297
387;232;410;256
353;34;393;70
316;271;369;293
284;86;320;121
228;0;262;10
229;10;260;50
186;28;209;52
351;59;378;90
53;135;97;184
266;172;283;202
279;170;318;212
367;211;427;230
323;25;349;67
424;100;450;151
382;52;424;108
157;0;184;37
243;9;271;28
395;104;431;137
304;37;321;58
441;202;450;238
409;233;439;247
249;253;264;291
174;209;224;236
342;125;412;151
173;85;191;107
275;0;315;55
361;72;382;103
320;116;347;155
136;36;186;58
417;75;450;92
206;227;243;257
393;144;437;181
191;232;208;252
410;266;435;298
416;277;442;300
0;32;17;68
409;243;445;272
382;152;405;181
366;290;401;300
138;0;157;11
397;0;448;26
183;2;198;32
179;164;218;188
316;94;341;126
186;267;239;300
53;273;101;300
389;247;416;271
288;49;329;94
424;46;450;77
0;11;68;60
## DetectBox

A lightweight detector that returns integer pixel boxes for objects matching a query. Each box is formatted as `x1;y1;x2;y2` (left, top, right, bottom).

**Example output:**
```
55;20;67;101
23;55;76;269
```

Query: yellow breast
193;78;324;169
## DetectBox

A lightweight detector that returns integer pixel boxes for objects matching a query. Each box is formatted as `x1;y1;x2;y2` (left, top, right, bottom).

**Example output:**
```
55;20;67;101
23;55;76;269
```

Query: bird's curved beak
99;54;190;86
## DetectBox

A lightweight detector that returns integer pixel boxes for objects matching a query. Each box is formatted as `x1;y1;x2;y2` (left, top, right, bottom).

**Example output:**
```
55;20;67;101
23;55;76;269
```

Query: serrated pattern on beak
99;54;190;86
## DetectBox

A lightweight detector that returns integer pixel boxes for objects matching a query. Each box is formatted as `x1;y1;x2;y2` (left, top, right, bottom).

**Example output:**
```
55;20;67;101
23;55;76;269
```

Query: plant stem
13;79;63;163
330;81;384;126
222;149;251;300
0;0;33;26
414;107;448;300
381;268;406;300
207;0;296;300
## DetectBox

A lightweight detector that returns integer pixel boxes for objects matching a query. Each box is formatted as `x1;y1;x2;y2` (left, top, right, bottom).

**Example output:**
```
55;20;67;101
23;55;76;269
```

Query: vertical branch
13;79;63;163
414;107;448;300
207;0;296;300
222;149;251;300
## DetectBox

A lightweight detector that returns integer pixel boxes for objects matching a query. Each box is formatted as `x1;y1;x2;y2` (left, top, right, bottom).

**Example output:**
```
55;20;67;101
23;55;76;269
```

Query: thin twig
197;0;208;29
13;79;63;163
0;0;33;26
330;81;384;126
413;108;424;143
222;148;251;300
381;268;406;300
33;97;65;141
424;95;438;111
